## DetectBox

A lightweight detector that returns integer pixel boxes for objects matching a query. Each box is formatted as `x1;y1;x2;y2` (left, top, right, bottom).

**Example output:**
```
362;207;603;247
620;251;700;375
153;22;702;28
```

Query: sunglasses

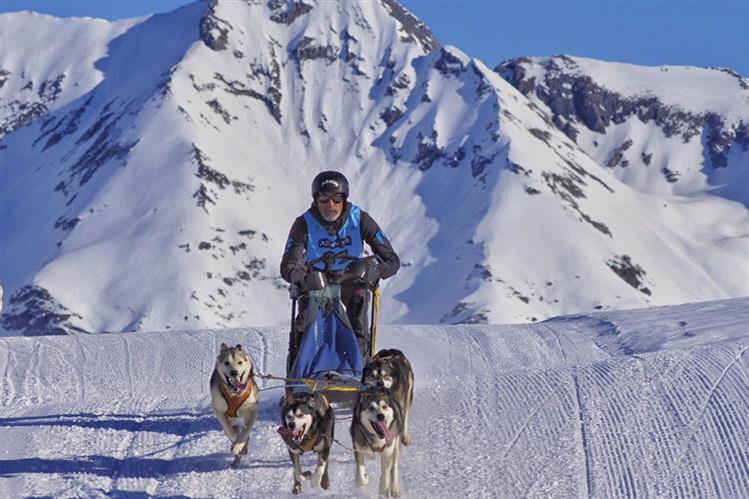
317;194;344;205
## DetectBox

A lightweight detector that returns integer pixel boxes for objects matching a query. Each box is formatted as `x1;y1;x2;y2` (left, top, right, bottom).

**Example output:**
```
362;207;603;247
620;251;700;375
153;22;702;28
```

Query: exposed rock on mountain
496;55;749;203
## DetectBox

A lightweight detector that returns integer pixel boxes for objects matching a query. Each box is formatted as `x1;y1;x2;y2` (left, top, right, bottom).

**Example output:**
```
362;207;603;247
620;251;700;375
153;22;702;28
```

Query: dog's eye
224;361;230;366
237;361;243;365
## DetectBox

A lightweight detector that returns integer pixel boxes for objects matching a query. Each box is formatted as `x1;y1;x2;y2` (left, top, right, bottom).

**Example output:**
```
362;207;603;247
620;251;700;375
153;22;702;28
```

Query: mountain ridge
0;0;747;336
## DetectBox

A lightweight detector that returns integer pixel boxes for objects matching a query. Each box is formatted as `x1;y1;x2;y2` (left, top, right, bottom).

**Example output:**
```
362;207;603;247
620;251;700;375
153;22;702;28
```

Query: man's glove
364;260;381;287
289;263;308;285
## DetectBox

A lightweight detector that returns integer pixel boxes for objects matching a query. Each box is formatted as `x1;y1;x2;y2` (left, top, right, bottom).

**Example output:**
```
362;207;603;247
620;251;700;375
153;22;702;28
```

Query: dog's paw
231;441;247;456
322;474;330;490
309;469;323;488
391;486;401;497
356;472;370;486
292;483;302;495
402;434;411;446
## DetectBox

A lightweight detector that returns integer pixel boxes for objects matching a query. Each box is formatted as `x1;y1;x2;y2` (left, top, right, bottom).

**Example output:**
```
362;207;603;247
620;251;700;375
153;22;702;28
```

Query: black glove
289;263;308;285
364;260;381;287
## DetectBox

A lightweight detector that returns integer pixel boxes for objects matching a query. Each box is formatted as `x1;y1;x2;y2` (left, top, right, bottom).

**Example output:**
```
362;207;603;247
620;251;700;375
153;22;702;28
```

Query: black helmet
311;171;349;199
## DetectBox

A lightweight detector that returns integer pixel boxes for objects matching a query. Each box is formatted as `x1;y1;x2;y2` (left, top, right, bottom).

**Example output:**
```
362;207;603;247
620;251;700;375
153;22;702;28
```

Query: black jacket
280;202;400;283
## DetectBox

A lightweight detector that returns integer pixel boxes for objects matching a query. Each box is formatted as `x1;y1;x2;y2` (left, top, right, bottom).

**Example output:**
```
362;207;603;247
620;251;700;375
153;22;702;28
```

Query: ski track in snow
0;298;748;497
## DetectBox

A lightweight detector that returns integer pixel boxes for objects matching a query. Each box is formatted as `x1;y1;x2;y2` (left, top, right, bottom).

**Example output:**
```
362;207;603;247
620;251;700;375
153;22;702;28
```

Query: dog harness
219;381;255;417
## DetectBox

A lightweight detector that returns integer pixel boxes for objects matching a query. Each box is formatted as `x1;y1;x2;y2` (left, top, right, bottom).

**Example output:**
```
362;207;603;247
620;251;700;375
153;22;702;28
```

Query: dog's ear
235;344;242;350
220;343;229;352
308;395;327;418
319;394;330;418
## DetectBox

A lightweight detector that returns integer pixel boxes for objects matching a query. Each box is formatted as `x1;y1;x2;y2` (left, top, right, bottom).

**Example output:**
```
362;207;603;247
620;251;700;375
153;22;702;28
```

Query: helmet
311;171;349;199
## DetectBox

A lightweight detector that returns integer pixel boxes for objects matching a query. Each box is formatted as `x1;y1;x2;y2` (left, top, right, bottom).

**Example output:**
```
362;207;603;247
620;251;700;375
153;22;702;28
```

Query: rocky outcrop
607;139;633;168
606;255;651;296
290;36;338;66
268;0;312;25
68;106;139;188
0;73;66;139
434;48;465;78
199;0;231;51
380;0;439;54
1;285;88;336
192;144;254;213
496;56;747;168
213;72;282;124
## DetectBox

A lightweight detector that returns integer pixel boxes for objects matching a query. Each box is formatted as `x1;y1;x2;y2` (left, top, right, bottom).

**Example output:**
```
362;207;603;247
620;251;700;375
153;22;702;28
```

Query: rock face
0;2;747;335
1;285;87;336
0;73;65;139
496;56;749;201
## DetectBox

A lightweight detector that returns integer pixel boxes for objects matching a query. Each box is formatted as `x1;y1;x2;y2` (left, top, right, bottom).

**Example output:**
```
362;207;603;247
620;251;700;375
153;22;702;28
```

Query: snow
0;297;747;497
0;11;141;110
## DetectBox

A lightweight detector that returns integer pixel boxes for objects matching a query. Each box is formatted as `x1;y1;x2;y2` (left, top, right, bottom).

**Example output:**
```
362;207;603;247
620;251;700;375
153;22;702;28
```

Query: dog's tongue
277;426;294;437
373;421;393;446
277;426;301;440
229;377;246;391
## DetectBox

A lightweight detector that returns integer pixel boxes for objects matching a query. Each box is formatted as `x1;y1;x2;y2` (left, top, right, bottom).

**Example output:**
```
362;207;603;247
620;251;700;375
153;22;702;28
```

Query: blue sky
1;0;747;75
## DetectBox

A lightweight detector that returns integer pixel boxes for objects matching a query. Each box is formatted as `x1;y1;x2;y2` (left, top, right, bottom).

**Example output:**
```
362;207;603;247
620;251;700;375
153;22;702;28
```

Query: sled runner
287;252;381;399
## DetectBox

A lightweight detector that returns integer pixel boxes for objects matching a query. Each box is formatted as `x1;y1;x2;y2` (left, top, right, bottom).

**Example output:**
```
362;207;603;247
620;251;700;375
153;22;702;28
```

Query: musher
280;171;400;374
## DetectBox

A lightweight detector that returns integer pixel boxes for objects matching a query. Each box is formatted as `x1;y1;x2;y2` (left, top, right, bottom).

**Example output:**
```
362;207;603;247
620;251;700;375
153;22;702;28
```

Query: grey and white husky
351;387;406;497
362;349;414;445
210;343;259;466
278;391;335;494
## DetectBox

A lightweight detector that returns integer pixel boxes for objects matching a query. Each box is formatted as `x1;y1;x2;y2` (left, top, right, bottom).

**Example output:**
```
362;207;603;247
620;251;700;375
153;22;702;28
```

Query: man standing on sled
280;171;400;374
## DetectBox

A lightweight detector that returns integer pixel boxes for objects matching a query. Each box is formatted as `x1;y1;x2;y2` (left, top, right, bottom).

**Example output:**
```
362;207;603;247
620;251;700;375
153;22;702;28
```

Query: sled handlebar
292;253;379;296
306;252;367;272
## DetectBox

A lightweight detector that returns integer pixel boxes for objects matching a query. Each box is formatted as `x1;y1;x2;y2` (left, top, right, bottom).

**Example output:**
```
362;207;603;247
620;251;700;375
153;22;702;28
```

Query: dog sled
287;252;381;402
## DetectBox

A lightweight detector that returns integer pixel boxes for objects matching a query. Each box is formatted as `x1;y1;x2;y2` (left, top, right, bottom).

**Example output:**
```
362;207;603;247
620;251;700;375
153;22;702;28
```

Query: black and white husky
351;387;405;497
362;349;414;445
278;391;335;494
209;343;259;467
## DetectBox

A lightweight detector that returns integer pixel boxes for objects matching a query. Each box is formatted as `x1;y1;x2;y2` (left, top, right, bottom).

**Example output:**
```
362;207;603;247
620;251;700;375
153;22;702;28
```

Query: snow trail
0;298;748;497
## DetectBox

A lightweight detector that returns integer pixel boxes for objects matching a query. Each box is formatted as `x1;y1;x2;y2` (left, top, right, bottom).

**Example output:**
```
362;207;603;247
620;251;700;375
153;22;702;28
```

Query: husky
209;343;259;467
277;391;334;494
351;387;405;497
362;348;414;445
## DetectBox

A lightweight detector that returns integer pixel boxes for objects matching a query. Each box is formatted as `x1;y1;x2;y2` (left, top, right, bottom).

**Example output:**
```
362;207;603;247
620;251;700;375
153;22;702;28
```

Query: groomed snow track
1;298;748;497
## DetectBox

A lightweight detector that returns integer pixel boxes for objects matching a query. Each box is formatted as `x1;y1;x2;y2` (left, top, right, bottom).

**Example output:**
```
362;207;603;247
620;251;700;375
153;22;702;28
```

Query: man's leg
286;297;308;375
342;284;370;357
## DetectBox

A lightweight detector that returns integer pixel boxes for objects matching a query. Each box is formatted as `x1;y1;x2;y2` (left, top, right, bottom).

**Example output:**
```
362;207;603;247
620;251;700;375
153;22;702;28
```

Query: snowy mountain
1;297;748;496
496;55;749;203
1;0;748;335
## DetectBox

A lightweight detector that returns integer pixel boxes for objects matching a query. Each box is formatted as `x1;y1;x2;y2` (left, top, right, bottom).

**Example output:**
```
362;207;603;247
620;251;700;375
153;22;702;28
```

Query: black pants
286;284;370;375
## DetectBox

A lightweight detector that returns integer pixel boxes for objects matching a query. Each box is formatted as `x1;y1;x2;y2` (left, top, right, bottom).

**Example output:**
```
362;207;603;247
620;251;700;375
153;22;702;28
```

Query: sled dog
362;348;414;445
351;387;405;497
210;343;259;466
278;391;335;494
